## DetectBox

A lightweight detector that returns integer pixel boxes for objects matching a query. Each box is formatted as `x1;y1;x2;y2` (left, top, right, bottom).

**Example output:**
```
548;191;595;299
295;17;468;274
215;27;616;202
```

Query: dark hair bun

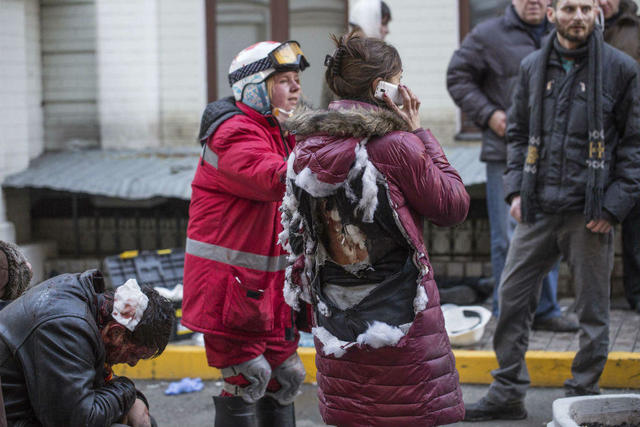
324;31;402;106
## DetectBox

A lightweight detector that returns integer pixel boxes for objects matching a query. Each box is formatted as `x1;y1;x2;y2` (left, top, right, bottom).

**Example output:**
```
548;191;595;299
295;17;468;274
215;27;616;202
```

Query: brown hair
324;31;402;106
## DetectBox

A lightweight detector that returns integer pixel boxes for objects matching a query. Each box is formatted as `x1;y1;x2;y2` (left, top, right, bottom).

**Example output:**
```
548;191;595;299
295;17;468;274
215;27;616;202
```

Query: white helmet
228;41;309;114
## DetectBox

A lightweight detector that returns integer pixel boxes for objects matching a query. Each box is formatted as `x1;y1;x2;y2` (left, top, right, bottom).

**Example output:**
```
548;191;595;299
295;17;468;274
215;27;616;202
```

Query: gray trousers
487;212;614;404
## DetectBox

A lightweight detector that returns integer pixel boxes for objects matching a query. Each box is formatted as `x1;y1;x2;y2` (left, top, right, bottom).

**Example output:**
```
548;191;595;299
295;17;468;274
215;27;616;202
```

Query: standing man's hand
586;219;612;234
121;398;151;427
510;195;522;223
488;110;507;137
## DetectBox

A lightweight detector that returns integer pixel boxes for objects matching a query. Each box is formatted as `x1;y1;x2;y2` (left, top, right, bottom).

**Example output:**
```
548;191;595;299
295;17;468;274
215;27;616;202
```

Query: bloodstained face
101;322;156;367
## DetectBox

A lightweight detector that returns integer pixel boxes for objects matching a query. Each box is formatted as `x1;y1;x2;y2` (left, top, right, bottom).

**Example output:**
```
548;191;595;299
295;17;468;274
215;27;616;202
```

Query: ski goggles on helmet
269;41;309;71
228;41;309;86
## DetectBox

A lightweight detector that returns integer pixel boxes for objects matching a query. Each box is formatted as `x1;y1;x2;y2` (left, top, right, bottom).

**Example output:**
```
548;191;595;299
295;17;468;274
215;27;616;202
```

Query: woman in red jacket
280;32;469;427
182;41;309;427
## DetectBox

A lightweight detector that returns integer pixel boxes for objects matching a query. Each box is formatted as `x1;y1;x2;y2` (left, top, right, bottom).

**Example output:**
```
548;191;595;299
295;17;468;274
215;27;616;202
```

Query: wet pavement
147;298;639;425
138;379;636;426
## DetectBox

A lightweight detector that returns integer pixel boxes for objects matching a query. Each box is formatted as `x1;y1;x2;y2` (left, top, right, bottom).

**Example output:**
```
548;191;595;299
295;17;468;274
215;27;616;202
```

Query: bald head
512;0;550;25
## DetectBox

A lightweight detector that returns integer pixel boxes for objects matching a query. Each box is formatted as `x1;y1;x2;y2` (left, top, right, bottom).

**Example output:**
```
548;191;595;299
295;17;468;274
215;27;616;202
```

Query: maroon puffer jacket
281;100;469;426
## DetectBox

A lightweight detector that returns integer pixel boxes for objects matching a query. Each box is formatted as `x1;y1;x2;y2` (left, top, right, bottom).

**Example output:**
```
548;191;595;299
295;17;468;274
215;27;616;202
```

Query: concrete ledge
114;347;640;389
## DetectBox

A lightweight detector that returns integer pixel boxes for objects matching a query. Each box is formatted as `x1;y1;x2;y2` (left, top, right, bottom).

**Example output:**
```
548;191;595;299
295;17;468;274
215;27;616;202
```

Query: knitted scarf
520;29;605;223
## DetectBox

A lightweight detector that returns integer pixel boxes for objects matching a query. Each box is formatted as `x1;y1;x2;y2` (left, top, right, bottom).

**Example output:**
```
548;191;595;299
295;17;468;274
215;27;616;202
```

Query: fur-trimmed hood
284;100;409;138
0;240;32;300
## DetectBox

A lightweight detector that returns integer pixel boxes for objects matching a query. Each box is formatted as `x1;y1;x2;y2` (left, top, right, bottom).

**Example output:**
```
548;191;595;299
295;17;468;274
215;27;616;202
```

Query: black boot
213;396;258;427
256;396;296;427
463;396;527;421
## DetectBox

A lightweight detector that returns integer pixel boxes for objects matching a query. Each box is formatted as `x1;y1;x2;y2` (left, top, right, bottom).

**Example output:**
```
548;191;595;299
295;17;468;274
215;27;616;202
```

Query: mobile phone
374;81;403;105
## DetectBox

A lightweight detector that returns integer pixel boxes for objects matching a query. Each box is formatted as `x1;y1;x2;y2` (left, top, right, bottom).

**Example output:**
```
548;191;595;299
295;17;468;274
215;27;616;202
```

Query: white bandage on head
112;278;149;332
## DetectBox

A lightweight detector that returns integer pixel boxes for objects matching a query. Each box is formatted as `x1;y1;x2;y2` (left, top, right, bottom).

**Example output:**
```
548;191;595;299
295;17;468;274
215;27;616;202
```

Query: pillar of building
96;0;162;149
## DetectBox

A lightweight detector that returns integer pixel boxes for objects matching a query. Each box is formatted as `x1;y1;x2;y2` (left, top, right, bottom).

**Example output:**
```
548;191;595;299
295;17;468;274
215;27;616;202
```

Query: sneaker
532;314;579;332
463;396;527;421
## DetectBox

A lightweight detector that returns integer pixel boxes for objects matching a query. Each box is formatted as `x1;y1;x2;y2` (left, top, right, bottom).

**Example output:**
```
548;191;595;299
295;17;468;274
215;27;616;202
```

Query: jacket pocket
222;274;274;333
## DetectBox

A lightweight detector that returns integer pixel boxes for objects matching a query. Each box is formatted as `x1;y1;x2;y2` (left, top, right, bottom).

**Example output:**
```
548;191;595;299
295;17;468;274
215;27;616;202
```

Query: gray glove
222;354;272;404
267;353;306;405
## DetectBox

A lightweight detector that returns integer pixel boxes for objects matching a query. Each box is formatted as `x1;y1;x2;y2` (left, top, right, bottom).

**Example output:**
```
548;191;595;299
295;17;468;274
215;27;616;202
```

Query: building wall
290;0;346;107
0;1;31;180
97;0;207;148
0;0;45;241
41;0;98;150
97;0;161;149
350;0;460;144
158;0;207;147
25;0;44;159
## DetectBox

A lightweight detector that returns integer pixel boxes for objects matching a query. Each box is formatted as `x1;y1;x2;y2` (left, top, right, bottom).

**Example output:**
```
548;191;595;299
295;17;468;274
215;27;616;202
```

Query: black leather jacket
0;270;139;427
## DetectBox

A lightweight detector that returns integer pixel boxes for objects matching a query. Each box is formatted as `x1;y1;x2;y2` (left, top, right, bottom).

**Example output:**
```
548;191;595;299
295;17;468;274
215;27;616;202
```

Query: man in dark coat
0;270;174;426
446;0;578;332
464;0;640;421
600;0;640;312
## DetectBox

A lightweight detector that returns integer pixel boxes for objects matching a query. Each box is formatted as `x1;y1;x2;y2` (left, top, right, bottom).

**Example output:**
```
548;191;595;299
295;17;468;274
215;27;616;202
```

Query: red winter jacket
182;101;296;363
281;100;469;426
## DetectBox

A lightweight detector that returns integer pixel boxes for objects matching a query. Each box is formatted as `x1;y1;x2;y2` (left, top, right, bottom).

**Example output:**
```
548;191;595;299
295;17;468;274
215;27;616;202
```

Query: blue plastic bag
164;377;204;395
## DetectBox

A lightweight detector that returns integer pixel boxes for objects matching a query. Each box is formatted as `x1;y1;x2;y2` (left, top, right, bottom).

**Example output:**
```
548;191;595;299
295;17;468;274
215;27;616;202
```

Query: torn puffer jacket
182;99;298;360
280;100;469;427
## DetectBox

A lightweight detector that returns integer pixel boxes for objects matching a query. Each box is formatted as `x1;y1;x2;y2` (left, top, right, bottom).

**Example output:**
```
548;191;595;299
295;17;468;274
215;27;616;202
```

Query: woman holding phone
279;32;469;426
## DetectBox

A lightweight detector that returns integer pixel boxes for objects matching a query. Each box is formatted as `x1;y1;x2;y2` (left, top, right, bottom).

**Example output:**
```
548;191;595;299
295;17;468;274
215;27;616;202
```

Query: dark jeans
622;200;640;309
487;212;614;404
486;161;561;319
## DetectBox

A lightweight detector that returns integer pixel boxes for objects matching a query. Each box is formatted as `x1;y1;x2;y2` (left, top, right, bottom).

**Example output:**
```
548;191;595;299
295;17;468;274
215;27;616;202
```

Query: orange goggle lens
271;42;305;66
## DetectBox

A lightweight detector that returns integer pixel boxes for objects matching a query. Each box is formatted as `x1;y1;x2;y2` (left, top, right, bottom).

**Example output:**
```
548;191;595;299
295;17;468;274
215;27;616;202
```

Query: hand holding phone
374;81;403;105
380;83;422;131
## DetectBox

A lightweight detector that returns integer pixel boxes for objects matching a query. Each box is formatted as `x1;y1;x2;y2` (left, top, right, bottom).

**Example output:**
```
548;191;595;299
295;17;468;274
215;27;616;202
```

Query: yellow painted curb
114;347;317;382
114;346;640;389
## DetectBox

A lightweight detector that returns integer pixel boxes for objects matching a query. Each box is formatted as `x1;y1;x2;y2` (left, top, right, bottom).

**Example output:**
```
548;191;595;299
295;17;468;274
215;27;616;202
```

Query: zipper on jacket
558;63;582;186
285;309;295;341
380;180;428;284
266;115;290;159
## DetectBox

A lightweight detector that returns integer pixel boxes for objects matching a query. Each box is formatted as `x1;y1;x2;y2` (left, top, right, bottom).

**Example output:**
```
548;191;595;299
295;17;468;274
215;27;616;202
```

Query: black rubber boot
213;396;258;427
256;396;296;427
